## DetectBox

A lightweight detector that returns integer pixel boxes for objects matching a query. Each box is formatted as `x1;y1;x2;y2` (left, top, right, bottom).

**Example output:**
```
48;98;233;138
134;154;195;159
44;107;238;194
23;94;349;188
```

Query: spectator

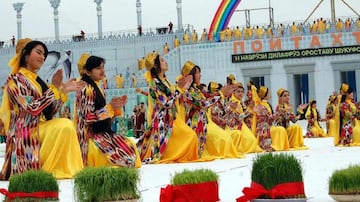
131;73;137;88
168;21;173;33
174;36;180;48
11;36;15;47
163;42;169;54
191;29;198;43
138;25;142;36
80;30;85;41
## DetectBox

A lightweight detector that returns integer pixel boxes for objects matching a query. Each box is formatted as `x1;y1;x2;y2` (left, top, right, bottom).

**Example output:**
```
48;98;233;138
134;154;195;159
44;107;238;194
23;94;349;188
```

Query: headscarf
144;51;159;83
181;61;196;76
77;53;91;76
258;86;268;99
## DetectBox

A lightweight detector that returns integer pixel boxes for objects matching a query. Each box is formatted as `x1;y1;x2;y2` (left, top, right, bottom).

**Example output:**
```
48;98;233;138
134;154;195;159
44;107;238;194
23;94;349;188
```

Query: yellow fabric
144;52;158;71
352;120;360;146
39;118;84;178
0;89;10;134
201;112;243;159
87;138;141;168
334;95;341;145
340;83;349;94
258;86;268;99
181;61;196;76
287;124;308;150
158;117;199;163
225;125;263;154
8;38;32;74
77;53;91;75
270;126;290;151
327;119;337;137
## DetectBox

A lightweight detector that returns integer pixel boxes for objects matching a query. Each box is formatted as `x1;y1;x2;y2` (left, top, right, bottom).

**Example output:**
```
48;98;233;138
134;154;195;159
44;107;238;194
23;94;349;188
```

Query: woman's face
347;92;354;100
87;62;105;81
194;68;201;84
25;44;46;73
281;91;290;103
233;87;244;100
159;57;168;72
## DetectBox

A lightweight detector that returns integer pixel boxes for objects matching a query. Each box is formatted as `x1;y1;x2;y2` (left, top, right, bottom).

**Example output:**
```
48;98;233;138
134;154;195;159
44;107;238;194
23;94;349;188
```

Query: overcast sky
0;0;360;42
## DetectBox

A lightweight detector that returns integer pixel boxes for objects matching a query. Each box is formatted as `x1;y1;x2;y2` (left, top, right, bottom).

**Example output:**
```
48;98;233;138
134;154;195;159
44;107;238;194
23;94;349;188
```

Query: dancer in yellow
74;53;141;168
334;83;360;146
305;100;327;138
181;61;241;159
136;52;199;163
325;93;338;137
275;88;308;150
224;82;263;153
0;38;84;179
252;85;289;151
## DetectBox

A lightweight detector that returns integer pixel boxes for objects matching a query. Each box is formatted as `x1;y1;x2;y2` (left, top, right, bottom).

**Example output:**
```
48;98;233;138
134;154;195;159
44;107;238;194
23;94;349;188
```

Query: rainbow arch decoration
209;0;242;41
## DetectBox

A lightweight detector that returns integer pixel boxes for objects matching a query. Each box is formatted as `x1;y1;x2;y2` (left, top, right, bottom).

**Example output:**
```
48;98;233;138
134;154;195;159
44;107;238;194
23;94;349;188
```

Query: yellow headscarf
227;74;236;84
0;38;32;134
181;61;196;76
143;51;159;83
340;83;349;94
8;38;32;74
258;86;268;99
77;53;91;75
208;81;221;93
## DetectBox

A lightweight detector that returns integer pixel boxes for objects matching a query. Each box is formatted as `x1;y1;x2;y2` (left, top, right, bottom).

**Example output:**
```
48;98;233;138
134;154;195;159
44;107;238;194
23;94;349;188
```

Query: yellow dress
327;119;337;137
352;120;360;146
158;116;199;163
39;118;84;178
287;124;307;150
226;125;263;154
202;111;243;159
270;126;290;151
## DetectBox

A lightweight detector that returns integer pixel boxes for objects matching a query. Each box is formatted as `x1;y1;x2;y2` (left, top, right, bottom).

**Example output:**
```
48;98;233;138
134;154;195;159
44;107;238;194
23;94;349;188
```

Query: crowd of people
0;33;359;180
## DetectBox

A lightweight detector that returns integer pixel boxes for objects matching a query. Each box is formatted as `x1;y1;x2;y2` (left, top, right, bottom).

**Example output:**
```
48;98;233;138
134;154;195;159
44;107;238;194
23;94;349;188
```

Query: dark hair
85;56;105;72
150;55;162;78
20;41;48;67
189;66;201;88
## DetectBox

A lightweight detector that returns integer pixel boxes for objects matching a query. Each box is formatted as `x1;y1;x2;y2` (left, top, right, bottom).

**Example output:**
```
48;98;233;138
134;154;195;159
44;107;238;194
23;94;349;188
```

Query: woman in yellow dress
252;85;289;151
180;61;241;159
74;54;141;168
275;88;308;150
305;100;327;138
136;52;199;163
334;83;360;146
223;82;263;153
325;94;338;137
0;38;84;179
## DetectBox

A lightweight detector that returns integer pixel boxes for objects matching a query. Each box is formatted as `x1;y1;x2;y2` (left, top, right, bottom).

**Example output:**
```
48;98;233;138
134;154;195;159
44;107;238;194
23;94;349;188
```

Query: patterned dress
182;86;220;156
75;76;138;167
0;68;83;179
254;101;275;151
325;103;337;136
136;77;181;162
275;104;307;149
339;99;358;145
305;107;326;138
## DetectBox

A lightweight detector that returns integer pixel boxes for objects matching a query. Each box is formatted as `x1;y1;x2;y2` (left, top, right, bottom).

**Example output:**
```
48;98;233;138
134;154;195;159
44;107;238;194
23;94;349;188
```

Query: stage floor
0;121;359;202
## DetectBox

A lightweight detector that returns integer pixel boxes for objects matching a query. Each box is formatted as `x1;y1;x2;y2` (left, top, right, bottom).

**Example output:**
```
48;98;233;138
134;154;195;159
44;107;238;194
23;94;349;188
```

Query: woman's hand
110;95;128;109
61;79;86;93
51;69;63;89
178;75;193;90
221;85;235;97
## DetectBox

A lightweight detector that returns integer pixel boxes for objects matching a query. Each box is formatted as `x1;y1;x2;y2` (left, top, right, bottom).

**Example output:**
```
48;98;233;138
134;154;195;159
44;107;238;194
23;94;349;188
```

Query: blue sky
0;0;359;41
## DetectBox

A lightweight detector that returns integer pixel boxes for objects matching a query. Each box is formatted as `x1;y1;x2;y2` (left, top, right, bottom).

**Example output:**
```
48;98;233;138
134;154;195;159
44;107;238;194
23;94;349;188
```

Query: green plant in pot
237;153;307;202
160;168;220;202
329;164;360;202
74;167;140;202
1;170;59;202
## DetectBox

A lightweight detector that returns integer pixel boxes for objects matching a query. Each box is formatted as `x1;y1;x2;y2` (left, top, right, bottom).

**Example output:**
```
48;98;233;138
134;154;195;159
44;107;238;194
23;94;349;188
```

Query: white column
49;0;60;42
13;2;24;40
